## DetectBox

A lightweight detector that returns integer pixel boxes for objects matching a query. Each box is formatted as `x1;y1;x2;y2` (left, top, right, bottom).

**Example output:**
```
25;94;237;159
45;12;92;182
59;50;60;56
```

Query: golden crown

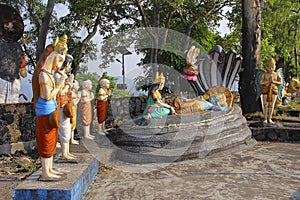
154;72;165;84
53;34;68;54
266;58;276;67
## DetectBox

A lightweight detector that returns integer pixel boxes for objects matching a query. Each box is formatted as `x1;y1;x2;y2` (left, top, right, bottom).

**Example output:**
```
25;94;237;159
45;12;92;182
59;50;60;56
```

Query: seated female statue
142;72;176;119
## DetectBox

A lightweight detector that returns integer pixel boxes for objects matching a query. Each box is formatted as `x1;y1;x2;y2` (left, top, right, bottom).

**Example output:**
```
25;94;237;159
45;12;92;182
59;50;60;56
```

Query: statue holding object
255;58;284;124
32;35;69;182
55;53;79;163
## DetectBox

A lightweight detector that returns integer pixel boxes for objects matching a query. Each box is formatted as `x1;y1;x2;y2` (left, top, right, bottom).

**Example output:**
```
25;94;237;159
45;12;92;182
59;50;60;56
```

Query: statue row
32;35;110;182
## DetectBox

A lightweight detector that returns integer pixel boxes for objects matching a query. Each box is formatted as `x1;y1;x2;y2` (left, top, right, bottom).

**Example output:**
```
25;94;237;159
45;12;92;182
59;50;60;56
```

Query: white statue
79;79;95;139
55;54;78;163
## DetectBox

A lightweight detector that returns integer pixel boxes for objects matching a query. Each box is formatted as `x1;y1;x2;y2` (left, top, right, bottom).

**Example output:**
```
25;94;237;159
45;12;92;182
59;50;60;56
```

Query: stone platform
249;119;300;142
107;104;255;164
12;153;98;200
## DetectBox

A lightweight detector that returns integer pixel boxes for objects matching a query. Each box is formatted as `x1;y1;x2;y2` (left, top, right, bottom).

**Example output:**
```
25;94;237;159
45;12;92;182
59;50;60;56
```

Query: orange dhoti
35;115;58;158
96;100;108;124
80;102;92;126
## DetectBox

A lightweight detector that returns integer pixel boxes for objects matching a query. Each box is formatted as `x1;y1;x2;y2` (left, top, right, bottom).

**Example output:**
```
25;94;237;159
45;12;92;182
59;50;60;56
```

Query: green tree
1;0;114;75
261;0;300;80
75;72;100;95
101;0;239;87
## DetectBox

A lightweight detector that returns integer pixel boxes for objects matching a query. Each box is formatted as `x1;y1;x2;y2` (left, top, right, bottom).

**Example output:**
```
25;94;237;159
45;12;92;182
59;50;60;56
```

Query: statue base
12;153;98;200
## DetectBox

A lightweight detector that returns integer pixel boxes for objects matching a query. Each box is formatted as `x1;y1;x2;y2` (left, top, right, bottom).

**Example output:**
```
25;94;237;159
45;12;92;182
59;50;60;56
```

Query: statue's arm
39;72;61;100
259;73;269;86
152;92;173;109
273;72;283;85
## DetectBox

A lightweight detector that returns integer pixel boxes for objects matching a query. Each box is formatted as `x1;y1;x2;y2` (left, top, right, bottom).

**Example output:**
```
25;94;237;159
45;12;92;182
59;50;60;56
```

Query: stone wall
0;97;150;146
0;102;36;145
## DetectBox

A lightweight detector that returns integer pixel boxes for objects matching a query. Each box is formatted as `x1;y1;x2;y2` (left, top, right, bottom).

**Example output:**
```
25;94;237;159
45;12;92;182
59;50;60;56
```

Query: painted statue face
88;82;92;90
267;64;276;72
54;54;66;72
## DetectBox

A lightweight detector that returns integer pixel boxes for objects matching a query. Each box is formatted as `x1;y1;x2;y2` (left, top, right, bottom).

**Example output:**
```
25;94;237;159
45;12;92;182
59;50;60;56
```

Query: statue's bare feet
71;139;79;145
68;153;78;159
268;119;274;124
84;135;95;140
39;173;63;182
263;120;268;124
143;113;151;120
50;168;64;175
88;134;95;139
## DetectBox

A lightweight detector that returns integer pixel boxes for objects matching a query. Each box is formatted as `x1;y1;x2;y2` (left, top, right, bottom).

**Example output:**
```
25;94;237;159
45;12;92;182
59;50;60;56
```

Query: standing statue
255;58;284;124
71;80;80;144
55;53;78;163
96;78;111;135
0;4;27;104
32;35;69;181
142;72;176;119
79;79;95;139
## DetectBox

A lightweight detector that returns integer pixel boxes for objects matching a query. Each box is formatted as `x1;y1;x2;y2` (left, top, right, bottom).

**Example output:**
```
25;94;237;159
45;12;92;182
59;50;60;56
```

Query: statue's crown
266;58;276;67
53;34;68;54
154;72;165;84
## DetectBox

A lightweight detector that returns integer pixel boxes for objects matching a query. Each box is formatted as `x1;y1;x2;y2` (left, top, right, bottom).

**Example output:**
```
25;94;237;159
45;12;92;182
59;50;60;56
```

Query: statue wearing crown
32;34;71;181
142;72;176;119
255;58;284;124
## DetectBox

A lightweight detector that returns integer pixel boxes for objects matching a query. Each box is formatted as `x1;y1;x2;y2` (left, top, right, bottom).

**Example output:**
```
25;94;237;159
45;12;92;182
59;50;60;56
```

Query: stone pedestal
12;153;98;200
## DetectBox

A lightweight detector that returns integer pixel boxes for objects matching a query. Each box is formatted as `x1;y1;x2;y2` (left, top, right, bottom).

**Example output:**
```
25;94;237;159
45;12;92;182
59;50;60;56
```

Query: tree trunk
240;0;263;114
36;0;55;62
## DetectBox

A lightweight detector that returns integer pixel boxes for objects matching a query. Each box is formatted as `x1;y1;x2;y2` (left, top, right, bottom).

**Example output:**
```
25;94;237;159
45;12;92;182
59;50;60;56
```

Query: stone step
12;153;98;200
249;121;300;142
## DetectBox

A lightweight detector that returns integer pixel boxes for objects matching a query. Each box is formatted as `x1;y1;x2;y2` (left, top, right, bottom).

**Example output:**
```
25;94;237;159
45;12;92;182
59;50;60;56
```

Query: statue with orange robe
79;79;95;139
32;35;69;181
96;78;111;135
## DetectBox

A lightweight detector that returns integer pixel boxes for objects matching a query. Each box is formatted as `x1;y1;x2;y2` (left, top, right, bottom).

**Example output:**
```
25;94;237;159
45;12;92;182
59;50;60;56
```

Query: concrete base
12;153;98;200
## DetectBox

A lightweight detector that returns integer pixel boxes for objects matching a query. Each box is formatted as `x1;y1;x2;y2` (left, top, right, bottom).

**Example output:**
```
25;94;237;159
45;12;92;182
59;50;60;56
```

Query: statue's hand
56;75;66;86
68;74;74;82
65;74;74;88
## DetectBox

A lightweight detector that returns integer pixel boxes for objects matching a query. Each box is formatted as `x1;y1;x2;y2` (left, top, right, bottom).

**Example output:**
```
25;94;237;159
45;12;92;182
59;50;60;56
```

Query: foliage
93;72;133;98
262;0;300;80
111;89;134;98
101;0;238;85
